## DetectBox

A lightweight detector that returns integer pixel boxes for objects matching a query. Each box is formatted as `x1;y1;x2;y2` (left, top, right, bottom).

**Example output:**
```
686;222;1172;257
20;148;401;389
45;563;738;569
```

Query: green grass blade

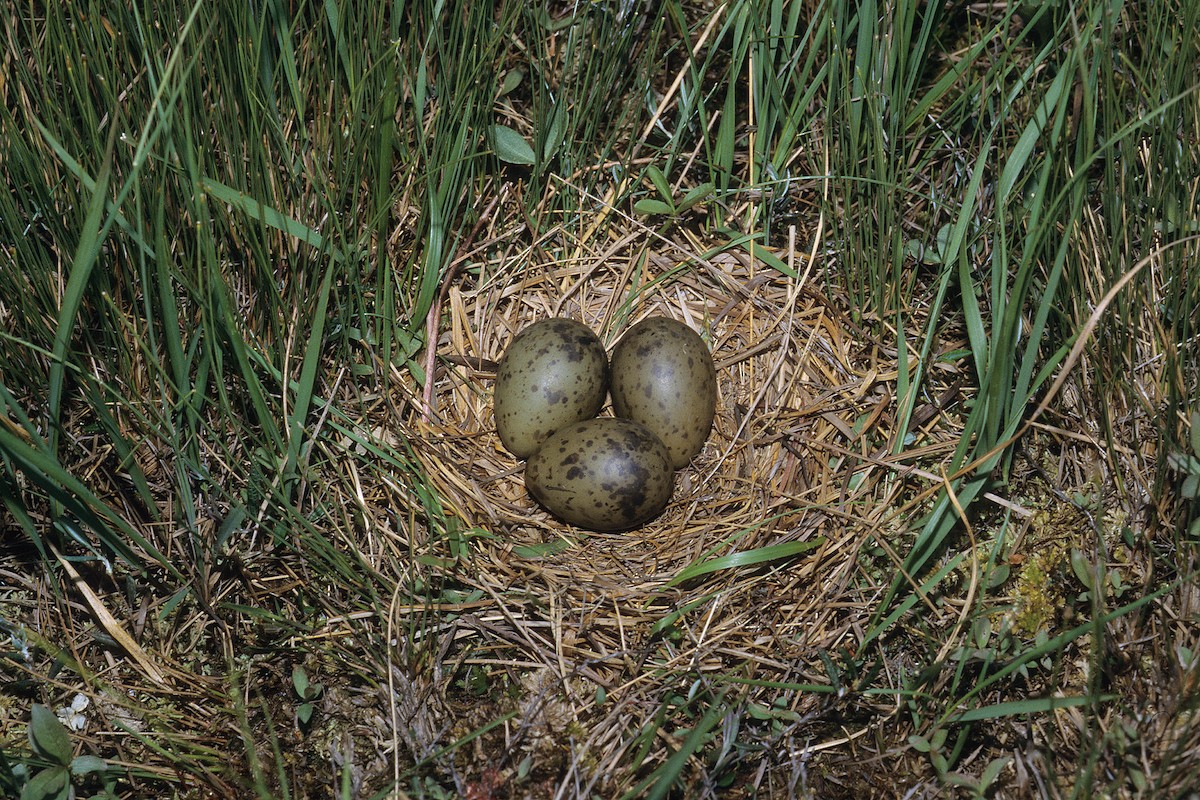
949;694;1116;723
0;422;175;575
667;537;826;587
46;128;115;459
619;693;730;800
282;257;337;493
29;119;155;259
199;177;337;258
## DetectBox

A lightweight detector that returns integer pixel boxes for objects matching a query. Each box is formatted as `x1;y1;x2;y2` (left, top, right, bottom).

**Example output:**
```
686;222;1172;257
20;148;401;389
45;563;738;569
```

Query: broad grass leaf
491;125;536;165
667;538;825;587
512;540;573;558
199;177;332;256
949;694;1111;722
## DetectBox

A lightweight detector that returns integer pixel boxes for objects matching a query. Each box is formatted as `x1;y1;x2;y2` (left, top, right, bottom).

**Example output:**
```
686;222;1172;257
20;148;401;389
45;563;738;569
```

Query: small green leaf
676;182;714;212
20;765;68;800
543;103;568;162
29;705;72;766
292;665;309;698
633;198;675;215
414;58;428;133
973;616;992;649
645;165;673;204
69;755;107;776
979;755;1012;788
1189;412;1200;456
934;224;954;262
746;702;773;720
1069;548;1094;590
942;772;978;789
987;563;1011;588
490;125;536;165
535;7;576;31
1131;767;1148;792
1182;473;1200;499
298;702;314;725
498;68;525;96
1177;644;1197;669
907;734;932;752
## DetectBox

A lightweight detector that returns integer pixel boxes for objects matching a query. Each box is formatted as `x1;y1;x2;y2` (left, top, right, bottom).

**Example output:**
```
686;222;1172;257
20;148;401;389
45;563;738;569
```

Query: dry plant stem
52;543;167;684
933;467;980;665
423;194;502;420
810;439;1031;518
703;214;823;486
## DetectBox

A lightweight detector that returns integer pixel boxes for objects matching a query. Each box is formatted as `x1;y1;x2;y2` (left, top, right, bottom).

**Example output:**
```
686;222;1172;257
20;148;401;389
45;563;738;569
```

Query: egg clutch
494;317;717;531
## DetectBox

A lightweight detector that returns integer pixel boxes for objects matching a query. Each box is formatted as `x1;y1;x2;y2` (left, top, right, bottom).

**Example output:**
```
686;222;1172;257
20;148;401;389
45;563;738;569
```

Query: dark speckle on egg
494;318;608;458
610;317;717;469
525;418;674;531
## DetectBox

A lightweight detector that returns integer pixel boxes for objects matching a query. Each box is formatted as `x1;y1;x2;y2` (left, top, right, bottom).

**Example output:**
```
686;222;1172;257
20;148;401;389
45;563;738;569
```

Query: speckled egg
494;318;609;458
609;317;717;469
525;417;674;531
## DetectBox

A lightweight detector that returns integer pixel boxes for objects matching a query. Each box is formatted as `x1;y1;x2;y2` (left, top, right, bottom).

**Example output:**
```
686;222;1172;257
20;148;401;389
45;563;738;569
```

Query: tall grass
0;1;431;789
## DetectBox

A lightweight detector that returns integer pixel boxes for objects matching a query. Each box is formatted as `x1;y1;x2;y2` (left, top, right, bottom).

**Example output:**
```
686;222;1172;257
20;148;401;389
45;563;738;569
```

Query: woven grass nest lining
362;240;986;779
395;234;969;653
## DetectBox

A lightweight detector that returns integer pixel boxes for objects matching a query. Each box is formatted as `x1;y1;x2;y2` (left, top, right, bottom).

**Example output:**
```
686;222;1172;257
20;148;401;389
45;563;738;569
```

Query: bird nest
380;218;969;783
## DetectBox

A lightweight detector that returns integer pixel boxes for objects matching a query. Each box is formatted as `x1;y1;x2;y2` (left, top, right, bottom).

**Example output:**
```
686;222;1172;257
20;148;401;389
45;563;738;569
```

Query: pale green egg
609;317;716;469
494;318;608;458
525;417;674;531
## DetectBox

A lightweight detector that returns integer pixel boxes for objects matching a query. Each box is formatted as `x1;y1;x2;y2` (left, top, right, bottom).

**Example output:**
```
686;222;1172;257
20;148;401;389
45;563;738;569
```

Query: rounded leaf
69;755;107;777
490;125;536;166
292;665;309;697
20;766;68;800
29;705;72;766
633;198;675;215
